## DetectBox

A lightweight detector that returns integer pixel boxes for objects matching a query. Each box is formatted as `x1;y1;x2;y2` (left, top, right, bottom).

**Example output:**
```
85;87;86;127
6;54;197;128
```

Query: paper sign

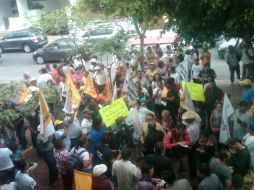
99;98;129;127
181;81;205;101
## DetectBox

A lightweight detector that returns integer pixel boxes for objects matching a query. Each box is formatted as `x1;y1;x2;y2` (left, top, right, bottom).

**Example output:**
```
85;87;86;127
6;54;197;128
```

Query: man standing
225;45;241;84
241;43;254;80
112;148;140;190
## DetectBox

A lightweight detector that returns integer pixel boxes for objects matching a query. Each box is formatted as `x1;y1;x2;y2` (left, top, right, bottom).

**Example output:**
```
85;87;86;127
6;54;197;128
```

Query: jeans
42;150;58;185
16;126;27;149
229;65;240;82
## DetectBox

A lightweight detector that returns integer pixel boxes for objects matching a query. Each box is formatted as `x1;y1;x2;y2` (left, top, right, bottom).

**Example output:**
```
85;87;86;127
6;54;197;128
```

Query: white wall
0;0;13;31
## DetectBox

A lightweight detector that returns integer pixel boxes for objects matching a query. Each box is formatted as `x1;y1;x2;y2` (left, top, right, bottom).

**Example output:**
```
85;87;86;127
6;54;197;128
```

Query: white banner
176;61;188;81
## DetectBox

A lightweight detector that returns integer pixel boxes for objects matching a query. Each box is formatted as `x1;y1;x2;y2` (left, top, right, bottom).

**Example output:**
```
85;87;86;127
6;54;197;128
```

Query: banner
180;81;195;111
83;74;98;99
74;170;92;190
39;90;55;140
176;61;188;81
181;81;205;102
66;67;81;107
99;98;129;127
219;94;234;144
122;70;138;102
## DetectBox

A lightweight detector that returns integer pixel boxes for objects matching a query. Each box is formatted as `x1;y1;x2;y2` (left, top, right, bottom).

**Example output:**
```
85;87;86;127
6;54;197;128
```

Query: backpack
64;148;86;171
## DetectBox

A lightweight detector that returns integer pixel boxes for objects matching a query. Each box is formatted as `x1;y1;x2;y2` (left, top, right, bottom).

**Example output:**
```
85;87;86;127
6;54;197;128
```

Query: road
0;48;236;85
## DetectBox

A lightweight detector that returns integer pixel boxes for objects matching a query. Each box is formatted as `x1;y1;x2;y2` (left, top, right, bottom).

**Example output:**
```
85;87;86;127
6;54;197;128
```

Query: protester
161;169;192;190
0;145;15;184
225;45;241;84
112;148;140;190
209;150;232;188
92;164;113;190
197;163;222;190
70;136;93;173
15;159;37;190
53;139;73;190
240;79;254;105
210;102;223;139
137;164;156;190
243;120;254;170
163;122;191;179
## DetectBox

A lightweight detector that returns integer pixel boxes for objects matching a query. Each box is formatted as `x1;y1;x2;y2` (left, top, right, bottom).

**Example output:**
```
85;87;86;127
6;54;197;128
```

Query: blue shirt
90;127;104;155
241;88;254;104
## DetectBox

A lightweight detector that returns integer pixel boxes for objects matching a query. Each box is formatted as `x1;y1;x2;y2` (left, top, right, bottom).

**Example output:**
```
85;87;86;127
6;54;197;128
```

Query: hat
241;79;252;86
248;120;254;130
54;130;64;140
182;111;200;120
54;120;63;126
30;77;36;82
90;58;97;63
93;164;107;176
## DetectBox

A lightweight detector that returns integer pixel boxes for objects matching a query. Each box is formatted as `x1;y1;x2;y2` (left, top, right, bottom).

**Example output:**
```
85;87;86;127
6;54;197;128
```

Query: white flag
180;81;195;111
219;94;234;144
176;61;188;81
63;89;74;114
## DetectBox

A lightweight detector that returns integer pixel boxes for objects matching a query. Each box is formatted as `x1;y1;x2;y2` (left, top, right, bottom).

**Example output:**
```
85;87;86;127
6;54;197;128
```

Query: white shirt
67;119;81;139
70;147;92;170
191;64;202;79
80;118;92;135
242;48;254;65
153;87;163;105
95;70;106;86
59;81;68;98
243;133;254;168
0;182;17;190
37;73;53;89
0;148;14;171
15;171;36;190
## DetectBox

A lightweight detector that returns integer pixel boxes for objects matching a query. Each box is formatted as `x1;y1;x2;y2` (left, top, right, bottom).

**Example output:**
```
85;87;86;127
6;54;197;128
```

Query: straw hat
182;111;200;120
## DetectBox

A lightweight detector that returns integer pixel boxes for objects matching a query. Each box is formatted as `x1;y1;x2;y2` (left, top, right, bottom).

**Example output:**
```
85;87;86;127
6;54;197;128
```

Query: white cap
93;164;107;176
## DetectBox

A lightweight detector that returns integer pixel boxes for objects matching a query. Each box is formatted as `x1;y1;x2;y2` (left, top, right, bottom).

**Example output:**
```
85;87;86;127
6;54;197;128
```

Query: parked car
0;28;48;53
81;25;123;44
33;38;89;64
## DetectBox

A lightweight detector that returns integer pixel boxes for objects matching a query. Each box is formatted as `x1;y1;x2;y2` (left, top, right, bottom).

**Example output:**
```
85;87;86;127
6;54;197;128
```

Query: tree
164;0;254;43
75;0;166;69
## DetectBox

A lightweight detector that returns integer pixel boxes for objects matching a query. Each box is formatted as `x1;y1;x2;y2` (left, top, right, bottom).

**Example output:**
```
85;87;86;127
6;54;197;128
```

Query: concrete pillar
16;0;28;18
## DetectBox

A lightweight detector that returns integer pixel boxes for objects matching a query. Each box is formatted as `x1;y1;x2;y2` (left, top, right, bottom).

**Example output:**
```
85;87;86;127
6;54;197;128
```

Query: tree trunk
139;34;145;71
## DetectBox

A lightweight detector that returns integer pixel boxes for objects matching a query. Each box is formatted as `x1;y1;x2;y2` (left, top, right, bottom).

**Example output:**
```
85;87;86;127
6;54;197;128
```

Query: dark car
33;38;80;64
0;28;48;53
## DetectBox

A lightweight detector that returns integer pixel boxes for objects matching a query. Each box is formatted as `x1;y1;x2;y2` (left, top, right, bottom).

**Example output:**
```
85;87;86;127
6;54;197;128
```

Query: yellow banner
66;67;81;107
74;170;92;190
181;81;205;102
99;98;129;127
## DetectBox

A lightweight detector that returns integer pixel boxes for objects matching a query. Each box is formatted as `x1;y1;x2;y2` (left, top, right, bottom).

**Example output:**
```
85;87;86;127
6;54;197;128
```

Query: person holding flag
37;90;58;186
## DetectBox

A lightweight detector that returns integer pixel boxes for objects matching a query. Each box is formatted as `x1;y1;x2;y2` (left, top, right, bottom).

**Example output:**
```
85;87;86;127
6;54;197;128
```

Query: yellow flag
66;67;82;107
39;90;55;138
83;74;98;99
100;78;112;103
74;170;92;190
18;83;30;104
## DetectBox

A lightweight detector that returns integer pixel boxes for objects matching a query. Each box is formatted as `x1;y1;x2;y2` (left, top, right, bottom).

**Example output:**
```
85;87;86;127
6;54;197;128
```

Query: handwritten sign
181;81;205;101
99;98;129;127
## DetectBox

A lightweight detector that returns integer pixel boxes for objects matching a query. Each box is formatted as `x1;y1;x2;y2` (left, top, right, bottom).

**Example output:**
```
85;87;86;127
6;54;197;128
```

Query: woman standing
210;102;223;140
53;139;73;190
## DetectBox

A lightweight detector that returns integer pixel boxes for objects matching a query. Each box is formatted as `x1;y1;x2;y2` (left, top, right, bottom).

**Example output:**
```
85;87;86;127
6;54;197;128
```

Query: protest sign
176;61;188;81
181;81;205;101
99;98;129;127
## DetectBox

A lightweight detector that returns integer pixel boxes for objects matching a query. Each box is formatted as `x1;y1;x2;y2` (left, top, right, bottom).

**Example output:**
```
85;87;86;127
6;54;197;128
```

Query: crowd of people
0;42;254;190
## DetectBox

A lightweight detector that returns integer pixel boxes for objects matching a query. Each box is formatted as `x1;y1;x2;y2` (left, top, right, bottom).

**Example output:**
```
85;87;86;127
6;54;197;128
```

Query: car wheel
0;46;3;54
36;56;44;64
23;44;32;53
